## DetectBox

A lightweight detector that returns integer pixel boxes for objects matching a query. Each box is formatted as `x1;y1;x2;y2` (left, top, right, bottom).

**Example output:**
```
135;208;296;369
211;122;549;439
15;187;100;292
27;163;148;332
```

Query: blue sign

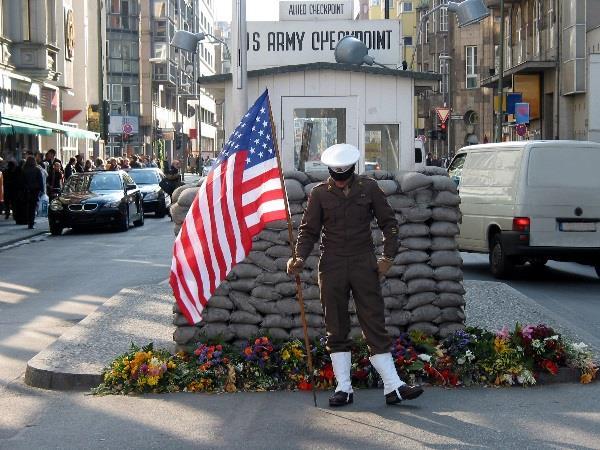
506;93;523;115
515;102;530;124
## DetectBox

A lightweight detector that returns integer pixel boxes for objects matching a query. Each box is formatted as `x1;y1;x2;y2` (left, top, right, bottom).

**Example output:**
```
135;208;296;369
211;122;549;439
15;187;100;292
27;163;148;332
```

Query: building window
22;0;31;40
465;46;478;89
46;0;56;43
515;6;523;64
547;0;554;49
401;2;412;12
439;0;448;32
504;14;511;68
439;56;448;94
403;36;413;46
112;84;122;102
365;124;400;172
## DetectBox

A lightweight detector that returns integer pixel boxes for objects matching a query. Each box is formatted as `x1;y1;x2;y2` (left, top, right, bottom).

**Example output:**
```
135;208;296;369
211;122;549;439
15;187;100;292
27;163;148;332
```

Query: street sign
515;102;530;124
450;114;463;120
122;123;133;134
436;107;451;123
516;124;527;136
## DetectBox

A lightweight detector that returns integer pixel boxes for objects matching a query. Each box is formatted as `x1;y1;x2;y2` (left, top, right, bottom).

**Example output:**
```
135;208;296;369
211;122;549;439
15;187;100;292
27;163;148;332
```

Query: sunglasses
330;164;353;173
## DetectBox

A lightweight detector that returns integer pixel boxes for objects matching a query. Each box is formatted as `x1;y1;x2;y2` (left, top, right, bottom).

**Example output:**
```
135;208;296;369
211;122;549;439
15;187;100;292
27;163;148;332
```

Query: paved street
462;254;600;347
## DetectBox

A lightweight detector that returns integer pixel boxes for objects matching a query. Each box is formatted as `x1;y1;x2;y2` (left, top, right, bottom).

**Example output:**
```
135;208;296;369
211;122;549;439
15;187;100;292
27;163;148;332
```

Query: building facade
106;0;217;167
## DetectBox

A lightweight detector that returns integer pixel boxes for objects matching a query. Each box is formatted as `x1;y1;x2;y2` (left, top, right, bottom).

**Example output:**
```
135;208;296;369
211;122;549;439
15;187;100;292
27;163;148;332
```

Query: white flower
465;350;475;362
457;357;466;365
418;354;431;362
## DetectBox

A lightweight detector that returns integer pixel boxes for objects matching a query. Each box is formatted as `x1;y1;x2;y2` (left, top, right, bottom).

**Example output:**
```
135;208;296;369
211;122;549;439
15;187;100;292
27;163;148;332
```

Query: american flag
170;90;287;324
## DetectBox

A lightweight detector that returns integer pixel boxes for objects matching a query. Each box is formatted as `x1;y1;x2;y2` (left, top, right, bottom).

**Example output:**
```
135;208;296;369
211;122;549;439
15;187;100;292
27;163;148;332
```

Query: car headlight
50;200;63;211
105;201;122;208
144;192;158;201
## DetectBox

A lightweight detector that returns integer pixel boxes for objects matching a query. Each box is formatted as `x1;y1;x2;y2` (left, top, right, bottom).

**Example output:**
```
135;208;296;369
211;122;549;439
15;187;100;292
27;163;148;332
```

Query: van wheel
489;234;516;279
529;258;548;269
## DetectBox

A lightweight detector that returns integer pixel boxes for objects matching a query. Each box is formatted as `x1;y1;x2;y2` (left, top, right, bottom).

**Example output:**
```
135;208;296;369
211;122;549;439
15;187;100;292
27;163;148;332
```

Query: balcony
483;0;519;7
10;42;60;82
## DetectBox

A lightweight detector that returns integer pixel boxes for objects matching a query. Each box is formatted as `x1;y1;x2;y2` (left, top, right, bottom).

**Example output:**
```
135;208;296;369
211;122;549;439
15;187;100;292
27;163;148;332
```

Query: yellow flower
580;373;593;384
147;376;159;386
494;337;508;354
167;361;176;369
281;350;290;361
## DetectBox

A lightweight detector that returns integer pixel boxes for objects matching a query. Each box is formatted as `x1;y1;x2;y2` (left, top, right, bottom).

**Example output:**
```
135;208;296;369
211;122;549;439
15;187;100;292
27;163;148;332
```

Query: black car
48;170;144;235
128;168;171;218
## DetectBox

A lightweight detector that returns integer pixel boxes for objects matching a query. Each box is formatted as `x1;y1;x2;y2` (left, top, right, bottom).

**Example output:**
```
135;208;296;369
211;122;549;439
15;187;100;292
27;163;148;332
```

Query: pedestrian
287;143;424;407
2;160;19;220
107;158;119;171
94;158;105;171
47;161;64;199
425;152;433;166
43;149;61;176
121;158;131;170
64;157;76;179
35;153;48;196
21;156;44;229
0;158;4;216
84;160;94;172
130;155;142;168
74;154;85;173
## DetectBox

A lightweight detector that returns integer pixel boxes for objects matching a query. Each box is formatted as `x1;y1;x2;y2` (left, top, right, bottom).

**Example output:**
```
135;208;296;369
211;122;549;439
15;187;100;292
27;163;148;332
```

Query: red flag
170;90;286;324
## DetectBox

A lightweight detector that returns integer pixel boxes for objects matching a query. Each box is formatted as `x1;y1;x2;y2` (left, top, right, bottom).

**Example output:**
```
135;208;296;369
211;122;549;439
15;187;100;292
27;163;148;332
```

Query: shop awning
0;114;100;140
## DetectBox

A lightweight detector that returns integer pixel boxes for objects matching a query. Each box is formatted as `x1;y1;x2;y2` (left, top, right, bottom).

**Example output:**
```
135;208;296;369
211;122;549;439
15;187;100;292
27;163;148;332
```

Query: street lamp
334;36;390;68
410;0;490;69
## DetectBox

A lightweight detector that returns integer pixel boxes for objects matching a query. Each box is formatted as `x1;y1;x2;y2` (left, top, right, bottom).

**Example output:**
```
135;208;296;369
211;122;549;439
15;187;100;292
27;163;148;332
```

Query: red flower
298;380;313;391
244;347;253;356
216;345;223;351
542;359;559;375
359;358;370;366
194;348;201;356
255;338;261;345
354;369;368;380
322;364;334;381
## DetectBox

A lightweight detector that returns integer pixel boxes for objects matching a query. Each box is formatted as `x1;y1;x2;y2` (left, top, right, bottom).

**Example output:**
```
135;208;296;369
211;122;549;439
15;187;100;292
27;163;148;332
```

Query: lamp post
495;0;505;143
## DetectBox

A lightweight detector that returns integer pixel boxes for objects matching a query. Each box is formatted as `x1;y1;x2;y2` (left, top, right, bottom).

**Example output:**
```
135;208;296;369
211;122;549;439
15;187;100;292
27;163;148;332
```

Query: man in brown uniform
287;144;423;407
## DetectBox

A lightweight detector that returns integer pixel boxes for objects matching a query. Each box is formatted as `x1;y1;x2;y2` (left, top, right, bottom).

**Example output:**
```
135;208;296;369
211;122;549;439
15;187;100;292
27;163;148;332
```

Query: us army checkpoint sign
246;20;402;70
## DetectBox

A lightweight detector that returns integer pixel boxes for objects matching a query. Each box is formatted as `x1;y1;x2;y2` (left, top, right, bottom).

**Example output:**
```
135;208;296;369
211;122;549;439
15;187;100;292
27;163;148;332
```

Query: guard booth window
364;124;399;172
293;108;346;172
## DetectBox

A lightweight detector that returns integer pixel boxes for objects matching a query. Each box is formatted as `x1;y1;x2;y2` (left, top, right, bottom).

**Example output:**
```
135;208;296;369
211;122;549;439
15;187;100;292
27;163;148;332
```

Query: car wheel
134;203;144;227
595;265;600;279
156;202;166;218
118;210;130;232
49;222;63;236
489;234;516;279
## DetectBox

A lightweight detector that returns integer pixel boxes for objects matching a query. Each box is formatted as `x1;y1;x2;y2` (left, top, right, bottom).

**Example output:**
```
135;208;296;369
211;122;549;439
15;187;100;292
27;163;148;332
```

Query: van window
447;153;467;184
528;146;600;188
415;148;423;163
460;150;520;187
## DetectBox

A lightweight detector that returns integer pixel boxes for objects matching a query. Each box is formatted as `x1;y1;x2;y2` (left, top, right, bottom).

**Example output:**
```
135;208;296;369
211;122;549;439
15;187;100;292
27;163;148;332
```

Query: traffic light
102;100;110;140
427;129;438;140
175;132;182;150
438;122;447;141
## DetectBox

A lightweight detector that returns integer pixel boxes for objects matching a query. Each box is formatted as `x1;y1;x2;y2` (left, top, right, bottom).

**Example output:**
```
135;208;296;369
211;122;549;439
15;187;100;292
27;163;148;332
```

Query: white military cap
321;143;360;172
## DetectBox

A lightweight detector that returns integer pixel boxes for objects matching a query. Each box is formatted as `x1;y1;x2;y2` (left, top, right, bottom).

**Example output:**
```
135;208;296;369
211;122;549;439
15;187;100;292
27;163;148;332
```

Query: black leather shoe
385;385;424;405
329;390;353;407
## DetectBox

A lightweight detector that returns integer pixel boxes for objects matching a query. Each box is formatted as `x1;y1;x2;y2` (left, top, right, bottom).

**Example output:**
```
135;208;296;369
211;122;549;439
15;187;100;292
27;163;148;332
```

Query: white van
448;141;600;279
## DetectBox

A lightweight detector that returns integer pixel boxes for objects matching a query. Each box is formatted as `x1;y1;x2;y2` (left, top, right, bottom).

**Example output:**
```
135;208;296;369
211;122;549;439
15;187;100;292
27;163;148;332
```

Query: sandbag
377;180;399;195
285;178;306;201
430;175;458;193
283;170;310;185
177;187;200;208
434;266;463;281
276;282;301;297
384;296;408;310
388;310;411;326
394;250;429;265
385;326;401;337
400;207;432;223
386;265;407;278
266;245;293;259
405;292;438;310
198;323;234;341
231;263;263;279
430;250;463;267
171;184;191;204
432;191;461;207
401;237;431;251
410;305;441;323
307;171;329;182
289;202;305;215
407;278;437;294
255;271;289;285
292;314;324;328
229;291;257;314
249;297;280;314
213;282;231;296
248;251;278;272
260;230;286;244
203;307;231;323
430;222;461;237
173;326;199;344
303;299;323;314
260;315;293;329
432;207;462;223
413;189;433;205
228;324;259;339
399;172;433;192
169;204;188;224
304;182;322;196
265;220;288;231
173;313;190;326
230;310;262;325
304;255;320;271
302;285;321;300
398;224;430;239
276;298;301;315
251;285;282;301
381;279;408;296
228;279;256;293
434;293;466;307
265;327;291;340
207;295;234;310
431;237;458;251
438;307;465;323
274;257;290;272
387;194;416;210
408;322;439;335
419;166;449;176
291;327;323;340
437;281;466;295
403;263;434;281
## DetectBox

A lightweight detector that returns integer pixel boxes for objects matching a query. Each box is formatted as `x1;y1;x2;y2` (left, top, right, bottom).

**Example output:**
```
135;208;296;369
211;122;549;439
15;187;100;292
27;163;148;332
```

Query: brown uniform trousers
295;175;399;355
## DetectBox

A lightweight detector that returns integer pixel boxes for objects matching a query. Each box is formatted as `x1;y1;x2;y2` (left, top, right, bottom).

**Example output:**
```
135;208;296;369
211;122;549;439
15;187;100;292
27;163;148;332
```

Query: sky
215;0;360;22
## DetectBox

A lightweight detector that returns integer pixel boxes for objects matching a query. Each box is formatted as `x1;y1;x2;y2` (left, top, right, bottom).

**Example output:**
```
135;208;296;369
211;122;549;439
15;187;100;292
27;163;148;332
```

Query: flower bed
92;324;597;395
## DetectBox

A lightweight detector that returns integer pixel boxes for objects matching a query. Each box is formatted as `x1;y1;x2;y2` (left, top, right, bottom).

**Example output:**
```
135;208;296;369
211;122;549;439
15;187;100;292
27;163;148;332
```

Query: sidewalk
24;280;599;391
0;216;49;247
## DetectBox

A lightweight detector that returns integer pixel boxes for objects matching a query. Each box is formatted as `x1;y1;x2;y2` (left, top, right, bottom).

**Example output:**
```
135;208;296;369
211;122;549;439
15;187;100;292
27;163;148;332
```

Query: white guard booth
199;62;438;173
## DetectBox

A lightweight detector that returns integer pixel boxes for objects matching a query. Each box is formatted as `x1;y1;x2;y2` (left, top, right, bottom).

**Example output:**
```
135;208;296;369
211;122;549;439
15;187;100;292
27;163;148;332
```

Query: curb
24;365;102;391
0;230;48;248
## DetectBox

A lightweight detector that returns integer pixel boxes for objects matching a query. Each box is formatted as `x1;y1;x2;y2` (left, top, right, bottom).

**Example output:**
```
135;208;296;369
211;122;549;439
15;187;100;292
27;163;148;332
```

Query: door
281;96;358;173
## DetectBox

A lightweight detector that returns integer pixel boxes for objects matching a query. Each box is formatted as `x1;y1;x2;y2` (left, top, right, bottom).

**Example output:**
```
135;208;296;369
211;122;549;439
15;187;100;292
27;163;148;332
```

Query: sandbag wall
169;167;466;351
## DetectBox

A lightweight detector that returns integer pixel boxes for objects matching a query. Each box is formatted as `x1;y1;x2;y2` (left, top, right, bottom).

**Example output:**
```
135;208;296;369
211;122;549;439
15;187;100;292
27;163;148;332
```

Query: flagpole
266;92;318;408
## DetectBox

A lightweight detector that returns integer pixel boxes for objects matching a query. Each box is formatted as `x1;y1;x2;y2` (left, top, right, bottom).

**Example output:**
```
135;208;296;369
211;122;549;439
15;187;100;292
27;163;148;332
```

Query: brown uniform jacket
295;174;399;260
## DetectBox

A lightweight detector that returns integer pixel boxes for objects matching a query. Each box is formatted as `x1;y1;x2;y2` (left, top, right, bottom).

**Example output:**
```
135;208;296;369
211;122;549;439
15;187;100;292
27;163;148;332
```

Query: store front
199;62;438;173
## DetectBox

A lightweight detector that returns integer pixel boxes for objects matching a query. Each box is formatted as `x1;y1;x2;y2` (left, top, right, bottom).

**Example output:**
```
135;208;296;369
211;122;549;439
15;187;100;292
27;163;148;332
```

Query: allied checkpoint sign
246;20;402;70
279;0;354;21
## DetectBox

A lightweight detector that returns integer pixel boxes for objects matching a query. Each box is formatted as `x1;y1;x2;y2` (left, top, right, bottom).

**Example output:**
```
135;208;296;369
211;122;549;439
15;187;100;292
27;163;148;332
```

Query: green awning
0;118;53;136
0;114;100;141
